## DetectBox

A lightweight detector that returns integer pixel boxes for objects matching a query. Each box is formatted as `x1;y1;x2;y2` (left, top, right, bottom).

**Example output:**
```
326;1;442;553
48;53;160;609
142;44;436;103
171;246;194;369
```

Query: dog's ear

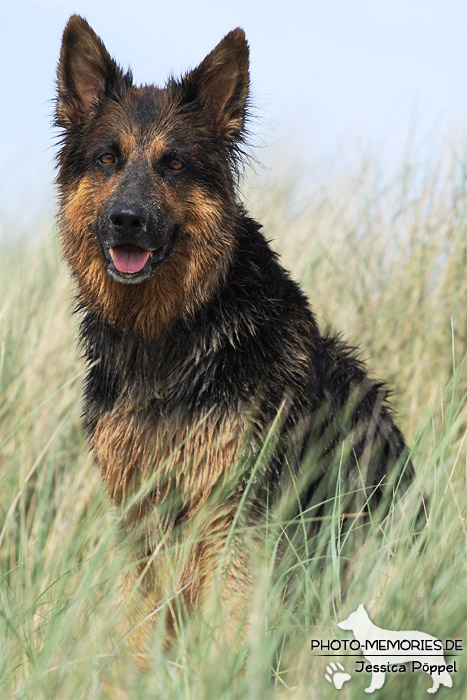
56;15;131;128
181;28;249;141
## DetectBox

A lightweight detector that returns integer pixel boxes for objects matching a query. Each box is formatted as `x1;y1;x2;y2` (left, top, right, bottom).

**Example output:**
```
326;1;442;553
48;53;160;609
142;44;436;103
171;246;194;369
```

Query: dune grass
0;146;466;699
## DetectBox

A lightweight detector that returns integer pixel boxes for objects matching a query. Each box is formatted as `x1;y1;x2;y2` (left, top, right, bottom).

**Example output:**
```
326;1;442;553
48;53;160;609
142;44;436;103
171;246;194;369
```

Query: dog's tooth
109;248;114;260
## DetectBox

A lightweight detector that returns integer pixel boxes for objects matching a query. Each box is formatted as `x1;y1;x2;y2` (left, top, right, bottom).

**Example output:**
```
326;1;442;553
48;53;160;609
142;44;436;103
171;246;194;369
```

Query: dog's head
337;603;369;631
55;16;249;333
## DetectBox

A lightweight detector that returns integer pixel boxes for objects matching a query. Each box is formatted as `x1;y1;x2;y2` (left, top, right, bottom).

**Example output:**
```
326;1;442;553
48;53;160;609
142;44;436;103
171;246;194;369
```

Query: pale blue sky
0;0;465;226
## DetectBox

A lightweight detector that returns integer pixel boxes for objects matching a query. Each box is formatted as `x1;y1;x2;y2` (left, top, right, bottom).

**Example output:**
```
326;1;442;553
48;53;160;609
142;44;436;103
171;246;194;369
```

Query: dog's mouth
106;243;157;284
101;225;180;285
110;243;152;273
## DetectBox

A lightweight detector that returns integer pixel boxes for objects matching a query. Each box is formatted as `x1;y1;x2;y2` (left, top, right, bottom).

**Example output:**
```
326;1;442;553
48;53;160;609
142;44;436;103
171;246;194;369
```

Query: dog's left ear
182;28;249;141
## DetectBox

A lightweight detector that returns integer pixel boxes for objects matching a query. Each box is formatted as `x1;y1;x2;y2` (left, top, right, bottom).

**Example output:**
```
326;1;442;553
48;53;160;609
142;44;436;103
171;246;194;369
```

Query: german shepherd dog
55;15;415;662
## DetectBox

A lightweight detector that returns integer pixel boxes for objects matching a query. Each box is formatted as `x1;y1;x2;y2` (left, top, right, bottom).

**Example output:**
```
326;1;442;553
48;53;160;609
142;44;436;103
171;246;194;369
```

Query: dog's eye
99;153;116;165
168;158;185;171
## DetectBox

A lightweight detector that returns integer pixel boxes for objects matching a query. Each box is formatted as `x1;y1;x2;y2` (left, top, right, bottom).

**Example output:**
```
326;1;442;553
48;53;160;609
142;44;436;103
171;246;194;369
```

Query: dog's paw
325;662;351;690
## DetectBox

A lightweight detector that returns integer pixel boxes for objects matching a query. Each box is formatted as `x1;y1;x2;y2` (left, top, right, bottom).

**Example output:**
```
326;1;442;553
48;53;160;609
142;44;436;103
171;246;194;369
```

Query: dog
338;604;453;693
55;15;416;662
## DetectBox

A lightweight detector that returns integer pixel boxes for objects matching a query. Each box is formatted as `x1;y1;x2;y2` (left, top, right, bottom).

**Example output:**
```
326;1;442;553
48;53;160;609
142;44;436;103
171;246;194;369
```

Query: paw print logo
325;662;352;690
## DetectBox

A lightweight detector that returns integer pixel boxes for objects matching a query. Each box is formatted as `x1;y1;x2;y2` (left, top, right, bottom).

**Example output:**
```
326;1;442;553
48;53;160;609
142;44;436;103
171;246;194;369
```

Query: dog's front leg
365;669;386;693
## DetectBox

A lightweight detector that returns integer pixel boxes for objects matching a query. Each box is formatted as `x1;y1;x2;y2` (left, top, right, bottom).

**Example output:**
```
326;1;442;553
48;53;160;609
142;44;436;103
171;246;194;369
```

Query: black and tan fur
55;15;415;662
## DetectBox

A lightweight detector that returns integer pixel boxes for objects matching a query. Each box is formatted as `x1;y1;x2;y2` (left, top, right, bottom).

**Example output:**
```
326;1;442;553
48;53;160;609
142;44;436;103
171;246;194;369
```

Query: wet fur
55;15;415;662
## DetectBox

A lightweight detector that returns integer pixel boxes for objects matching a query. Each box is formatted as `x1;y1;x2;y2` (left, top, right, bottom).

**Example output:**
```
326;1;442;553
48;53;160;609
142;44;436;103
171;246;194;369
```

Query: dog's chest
91;387;246;507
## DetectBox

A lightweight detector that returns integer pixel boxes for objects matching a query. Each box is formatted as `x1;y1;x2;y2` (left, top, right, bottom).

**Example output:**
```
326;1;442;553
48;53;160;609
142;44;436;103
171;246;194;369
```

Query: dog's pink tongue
111;244;151;273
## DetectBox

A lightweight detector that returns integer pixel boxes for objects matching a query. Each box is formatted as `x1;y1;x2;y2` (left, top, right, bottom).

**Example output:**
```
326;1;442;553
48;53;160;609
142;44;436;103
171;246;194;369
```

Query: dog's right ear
56;15;131;128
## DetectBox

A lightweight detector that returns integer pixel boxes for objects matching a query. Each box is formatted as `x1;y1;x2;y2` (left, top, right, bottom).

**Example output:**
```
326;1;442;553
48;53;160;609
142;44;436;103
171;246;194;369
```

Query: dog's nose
109;204;150;236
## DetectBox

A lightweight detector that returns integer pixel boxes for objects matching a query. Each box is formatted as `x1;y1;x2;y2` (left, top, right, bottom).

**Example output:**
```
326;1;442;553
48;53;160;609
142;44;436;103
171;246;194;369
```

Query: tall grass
1;146;466;699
